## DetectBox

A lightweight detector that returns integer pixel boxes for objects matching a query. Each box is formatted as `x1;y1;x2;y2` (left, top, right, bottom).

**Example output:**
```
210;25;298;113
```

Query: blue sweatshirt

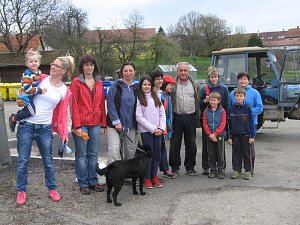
229;85;263;126
227;103;255;138
107;79;137;130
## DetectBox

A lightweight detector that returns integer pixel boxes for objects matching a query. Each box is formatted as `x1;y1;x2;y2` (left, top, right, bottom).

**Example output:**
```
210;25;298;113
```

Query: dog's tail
96;163;108;176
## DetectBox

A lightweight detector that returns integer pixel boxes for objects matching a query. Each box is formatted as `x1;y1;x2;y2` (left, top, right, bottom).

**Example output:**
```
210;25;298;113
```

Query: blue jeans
72;125;101;188
16;122;56;192
141;132;162;179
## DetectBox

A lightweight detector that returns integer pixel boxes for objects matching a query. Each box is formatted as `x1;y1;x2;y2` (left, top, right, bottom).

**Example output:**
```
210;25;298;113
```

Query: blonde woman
16;56;75;205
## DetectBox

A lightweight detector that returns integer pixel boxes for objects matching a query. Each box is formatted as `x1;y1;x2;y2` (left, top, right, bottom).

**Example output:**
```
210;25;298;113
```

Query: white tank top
26;76;67;124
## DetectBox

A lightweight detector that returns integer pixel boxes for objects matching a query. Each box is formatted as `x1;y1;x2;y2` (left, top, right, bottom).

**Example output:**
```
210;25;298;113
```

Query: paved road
0;101;300;225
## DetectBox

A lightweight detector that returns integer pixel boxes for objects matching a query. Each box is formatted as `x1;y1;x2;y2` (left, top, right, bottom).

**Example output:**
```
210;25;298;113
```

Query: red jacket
70;74;107;129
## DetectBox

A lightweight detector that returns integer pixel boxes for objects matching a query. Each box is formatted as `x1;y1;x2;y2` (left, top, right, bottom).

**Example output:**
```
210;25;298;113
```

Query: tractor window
281;49;300;82
214;54;246;84
260;56;277;84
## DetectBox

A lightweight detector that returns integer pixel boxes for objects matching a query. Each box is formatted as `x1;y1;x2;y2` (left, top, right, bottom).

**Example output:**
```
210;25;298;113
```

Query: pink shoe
16;191;26;205
49;189;61;202
152;176;162;188
144;179;153;189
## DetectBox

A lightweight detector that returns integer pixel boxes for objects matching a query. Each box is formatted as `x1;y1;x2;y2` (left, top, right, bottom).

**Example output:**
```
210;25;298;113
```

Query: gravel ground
1;101;300;225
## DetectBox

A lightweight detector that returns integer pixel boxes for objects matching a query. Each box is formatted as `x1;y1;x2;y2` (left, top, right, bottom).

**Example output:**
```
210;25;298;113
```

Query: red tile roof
84;28;156;43
0;35;41;52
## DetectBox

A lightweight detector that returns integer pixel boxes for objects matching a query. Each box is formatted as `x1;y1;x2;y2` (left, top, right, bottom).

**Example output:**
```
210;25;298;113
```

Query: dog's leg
139;177;146;195
112;186;122;206
106;179;113;203
132;178;138;195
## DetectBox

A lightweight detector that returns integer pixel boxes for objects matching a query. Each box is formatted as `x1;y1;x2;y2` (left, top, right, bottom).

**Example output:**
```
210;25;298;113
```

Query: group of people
11;50;263;206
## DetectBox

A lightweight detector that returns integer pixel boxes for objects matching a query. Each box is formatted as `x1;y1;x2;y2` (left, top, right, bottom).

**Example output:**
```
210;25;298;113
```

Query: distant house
258;27;300;49
0;34;45;52
83;28;156;43
157;64;198;79
0;51;65;83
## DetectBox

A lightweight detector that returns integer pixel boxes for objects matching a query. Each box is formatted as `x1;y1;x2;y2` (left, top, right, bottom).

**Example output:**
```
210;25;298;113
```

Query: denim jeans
72;125;101;188
141;132;162;179
16;122;56;192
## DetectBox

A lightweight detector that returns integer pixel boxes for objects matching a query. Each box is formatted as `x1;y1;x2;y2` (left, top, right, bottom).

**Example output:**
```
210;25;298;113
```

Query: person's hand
154;128;163;136
101;127;107;135
204;96;209;103
17;98;25;107
72;128;89;140
62;137;68;144
114;123;123;132
227;139;233;145
42;88;47;94
249;138;255;144
209;134;217;142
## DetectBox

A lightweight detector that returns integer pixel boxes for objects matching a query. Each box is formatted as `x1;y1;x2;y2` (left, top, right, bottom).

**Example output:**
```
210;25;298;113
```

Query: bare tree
169;11;231;56
225;26;249;48
88;28;117;78
112;9;146;62
0;0;63;52
42;4;88;66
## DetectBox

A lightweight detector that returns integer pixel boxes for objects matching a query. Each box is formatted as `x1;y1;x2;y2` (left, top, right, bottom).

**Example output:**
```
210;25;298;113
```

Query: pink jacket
52;88;71;141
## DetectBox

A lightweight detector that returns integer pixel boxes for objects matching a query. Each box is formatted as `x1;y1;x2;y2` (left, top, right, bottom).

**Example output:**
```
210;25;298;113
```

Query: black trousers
207;137;225;173
201;127;209;170
232;135;252;172
169;113;197;171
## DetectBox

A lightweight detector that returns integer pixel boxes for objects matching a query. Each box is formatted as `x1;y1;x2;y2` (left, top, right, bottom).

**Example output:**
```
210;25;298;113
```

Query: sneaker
217;171;225;179
158;177;164;183
16;191;26;205
251;168;254;176
231;171;240;179
89;183;104;192
208;172;217;178
185;169;198;176
172;169;180;177
144;179;153;189
49;189;61;202
9;114;17;132
80;186;91;194
152;177;162;188
163;170;175;179
244;171;252;180
202;168;209;175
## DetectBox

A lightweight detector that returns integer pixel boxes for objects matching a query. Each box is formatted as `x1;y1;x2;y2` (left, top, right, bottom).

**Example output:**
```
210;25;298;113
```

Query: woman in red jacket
70;55;107;195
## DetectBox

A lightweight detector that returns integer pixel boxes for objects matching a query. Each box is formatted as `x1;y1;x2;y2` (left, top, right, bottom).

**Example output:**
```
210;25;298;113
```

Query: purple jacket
136;93;166;133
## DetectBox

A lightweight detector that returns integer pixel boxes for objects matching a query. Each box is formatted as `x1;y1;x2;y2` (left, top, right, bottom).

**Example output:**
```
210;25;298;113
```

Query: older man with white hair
169;62;201;176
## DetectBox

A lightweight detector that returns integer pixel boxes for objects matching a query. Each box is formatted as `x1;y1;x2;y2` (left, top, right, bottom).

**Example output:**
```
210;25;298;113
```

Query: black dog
96;145;151;206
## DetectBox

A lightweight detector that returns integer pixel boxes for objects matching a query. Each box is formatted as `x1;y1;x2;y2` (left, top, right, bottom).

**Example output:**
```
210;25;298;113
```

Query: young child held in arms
203;92;226;179
227;88;255;180
9;49;47;132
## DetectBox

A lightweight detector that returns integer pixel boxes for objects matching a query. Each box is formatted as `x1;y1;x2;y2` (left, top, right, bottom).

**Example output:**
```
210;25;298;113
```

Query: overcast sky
71;0;299;33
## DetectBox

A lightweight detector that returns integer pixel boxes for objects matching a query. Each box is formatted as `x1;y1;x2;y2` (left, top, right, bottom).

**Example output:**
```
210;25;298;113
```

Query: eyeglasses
50;63;65;69
155;77;163;80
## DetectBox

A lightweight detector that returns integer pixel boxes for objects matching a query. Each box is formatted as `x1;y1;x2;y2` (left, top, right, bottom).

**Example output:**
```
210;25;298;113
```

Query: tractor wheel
257;113;264;130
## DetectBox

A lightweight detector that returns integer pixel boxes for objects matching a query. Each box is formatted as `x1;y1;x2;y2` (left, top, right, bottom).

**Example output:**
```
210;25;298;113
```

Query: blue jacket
203;105;226;137
106;79;138;130
227;103;255;138
161;91;173;138
229;85;263;126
